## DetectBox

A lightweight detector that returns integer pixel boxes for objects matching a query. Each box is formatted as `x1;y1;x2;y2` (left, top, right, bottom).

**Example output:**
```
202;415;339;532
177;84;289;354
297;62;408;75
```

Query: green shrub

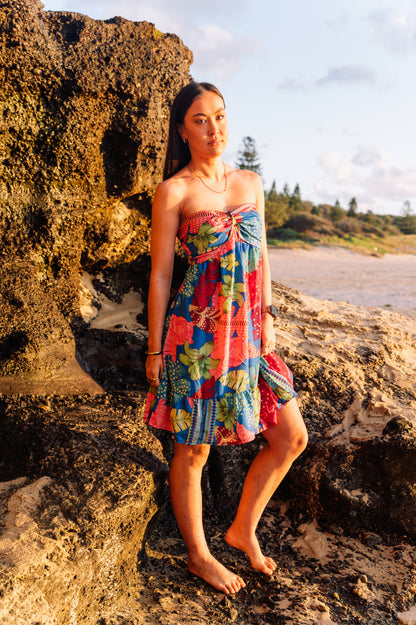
270;227;299;241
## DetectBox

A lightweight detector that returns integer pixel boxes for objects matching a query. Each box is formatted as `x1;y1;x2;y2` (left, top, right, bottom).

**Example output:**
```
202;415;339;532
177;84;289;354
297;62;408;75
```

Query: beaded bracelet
145;350;162;355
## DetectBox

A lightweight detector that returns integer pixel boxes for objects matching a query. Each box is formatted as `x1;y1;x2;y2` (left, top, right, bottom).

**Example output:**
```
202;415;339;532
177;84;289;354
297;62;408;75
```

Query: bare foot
187;552;246;594
225;524;277;575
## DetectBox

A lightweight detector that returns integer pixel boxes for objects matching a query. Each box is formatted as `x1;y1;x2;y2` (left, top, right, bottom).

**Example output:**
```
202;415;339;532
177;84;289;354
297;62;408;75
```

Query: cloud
367;5;416;55
187;24;258;81
278;64;377;93
316;65;377;87
315;148;416;212
130;1;261;82
351;146;384;167
277;77;308;93
44;0;257;81
46;0;250;20
318;153;354;184
325;12;350;30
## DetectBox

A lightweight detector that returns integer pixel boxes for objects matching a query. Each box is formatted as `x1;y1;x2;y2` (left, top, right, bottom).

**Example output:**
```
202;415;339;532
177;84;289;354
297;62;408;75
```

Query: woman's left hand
145;354;163;388
261;313;275;356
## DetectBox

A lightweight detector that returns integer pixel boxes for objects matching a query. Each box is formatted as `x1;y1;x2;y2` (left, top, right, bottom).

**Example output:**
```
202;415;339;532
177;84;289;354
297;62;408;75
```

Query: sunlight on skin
188;554;246;594
225;526;277;575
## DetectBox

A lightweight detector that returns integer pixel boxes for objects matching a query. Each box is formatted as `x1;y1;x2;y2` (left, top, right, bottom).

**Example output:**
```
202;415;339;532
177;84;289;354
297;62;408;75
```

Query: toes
257;556;277;575
234;576;246;593
228;576;245;594
265;562;277;575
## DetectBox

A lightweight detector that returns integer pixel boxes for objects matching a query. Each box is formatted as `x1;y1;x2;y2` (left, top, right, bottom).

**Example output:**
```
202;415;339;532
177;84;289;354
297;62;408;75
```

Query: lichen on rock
0;0;192;392
1;2;416;624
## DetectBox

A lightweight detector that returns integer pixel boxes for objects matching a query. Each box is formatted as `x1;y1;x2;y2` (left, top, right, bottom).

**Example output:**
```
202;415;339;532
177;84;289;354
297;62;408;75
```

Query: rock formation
269;285;416;539
211;284;416;540
0;0;192;393
1;286;416;624
1;2;416;624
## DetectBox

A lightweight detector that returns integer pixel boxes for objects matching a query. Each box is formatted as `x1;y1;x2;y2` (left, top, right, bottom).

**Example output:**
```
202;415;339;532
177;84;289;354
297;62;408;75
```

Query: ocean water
268;246;416;319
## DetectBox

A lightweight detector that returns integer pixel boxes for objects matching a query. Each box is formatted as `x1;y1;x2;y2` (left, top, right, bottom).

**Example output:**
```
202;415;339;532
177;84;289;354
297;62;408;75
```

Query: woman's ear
177;124;187;143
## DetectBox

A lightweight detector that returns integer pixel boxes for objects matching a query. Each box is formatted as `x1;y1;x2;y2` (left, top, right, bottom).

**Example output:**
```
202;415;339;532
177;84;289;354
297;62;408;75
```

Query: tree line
235;136;416;238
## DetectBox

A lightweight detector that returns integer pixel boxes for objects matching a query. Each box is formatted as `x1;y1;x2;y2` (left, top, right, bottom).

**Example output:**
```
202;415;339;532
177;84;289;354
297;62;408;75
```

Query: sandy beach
268;246;416;318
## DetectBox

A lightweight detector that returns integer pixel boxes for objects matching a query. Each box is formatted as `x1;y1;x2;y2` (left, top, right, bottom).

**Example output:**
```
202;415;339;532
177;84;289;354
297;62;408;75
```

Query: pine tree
398;201;416;234
330;201;344;222
235;136;262;176
288;183;303;213
347;197;357;217
267;180;278;201
265;180;288;231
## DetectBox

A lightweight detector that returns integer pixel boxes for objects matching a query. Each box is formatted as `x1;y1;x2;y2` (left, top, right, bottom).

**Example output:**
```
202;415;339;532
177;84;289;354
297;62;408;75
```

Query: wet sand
268;246;416;318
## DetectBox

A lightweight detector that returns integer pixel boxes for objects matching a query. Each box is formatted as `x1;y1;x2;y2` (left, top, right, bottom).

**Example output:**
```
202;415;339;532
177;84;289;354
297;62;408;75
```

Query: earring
183;137;188;144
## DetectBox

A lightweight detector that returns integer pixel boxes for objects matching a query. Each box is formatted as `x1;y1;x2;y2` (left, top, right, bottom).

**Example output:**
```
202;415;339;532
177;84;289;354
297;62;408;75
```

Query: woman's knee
290;422;308;457
264;413;308;460
173;442;211;468
278;424;308;461
282;401;308;456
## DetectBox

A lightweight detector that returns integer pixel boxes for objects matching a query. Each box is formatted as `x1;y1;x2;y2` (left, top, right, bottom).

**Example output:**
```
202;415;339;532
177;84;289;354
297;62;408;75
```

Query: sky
41;0;416;216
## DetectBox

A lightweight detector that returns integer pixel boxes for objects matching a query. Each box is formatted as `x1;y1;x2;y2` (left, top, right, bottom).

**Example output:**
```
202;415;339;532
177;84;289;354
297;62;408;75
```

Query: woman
144;82;307;595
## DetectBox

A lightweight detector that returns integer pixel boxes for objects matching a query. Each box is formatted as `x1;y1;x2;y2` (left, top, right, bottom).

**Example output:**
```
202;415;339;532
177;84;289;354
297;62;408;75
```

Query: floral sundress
144;202;296;445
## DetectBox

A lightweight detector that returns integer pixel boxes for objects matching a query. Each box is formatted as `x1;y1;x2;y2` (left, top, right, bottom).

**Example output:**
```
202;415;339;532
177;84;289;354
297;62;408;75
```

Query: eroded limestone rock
0;393;167;624
0;0;192;392
213;284;416;539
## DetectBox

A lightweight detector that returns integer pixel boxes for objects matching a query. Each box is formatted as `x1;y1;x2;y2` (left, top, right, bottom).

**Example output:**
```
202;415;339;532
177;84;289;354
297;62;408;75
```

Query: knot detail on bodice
178;203;262;265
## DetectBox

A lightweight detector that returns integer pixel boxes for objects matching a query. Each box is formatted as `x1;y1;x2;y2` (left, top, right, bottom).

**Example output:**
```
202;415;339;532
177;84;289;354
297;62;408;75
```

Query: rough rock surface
1;285;416;624
0;0;192;392
1;1;415;624
0;393;168;625
201;284;416;542
273;285;416;540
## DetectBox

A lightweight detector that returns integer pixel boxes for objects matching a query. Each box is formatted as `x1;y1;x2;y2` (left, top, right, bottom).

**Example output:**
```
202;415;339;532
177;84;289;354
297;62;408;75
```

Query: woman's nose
208;120;218;135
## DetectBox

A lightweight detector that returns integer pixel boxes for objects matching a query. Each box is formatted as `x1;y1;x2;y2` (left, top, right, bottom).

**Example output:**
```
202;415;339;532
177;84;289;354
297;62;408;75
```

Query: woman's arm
146;181;182;385
255;174;276;355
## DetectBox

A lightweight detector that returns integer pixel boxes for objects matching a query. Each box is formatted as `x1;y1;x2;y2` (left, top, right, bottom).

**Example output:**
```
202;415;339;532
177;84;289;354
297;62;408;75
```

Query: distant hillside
265;183;416;255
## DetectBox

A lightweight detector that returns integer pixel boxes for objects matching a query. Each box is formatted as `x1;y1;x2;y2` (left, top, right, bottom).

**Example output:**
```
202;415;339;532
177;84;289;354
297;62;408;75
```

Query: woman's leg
170;441;246;594
225;398;308;574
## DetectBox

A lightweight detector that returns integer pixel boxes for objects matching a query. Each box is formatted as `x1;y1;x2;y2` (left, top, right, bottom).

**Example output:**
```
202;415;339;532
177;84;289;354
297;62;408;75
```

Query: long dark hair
163;81;225;180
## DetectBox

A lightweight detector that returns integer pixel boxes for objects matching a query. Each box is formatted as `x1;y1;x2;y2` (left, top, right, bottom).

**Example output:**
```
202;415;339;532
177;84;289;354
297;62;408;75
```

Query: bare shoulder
153;170;190;215
233;167;261;181
227;166;263;203
228;166;262;187
154;175;183;204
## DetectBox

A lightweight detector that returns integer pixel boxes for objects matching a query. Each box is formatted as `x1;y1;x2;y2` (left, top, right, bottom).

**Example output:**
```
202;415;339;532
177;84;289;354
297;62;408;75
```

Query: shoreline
267;235;416;257
268;245;416;319
268;241;416;259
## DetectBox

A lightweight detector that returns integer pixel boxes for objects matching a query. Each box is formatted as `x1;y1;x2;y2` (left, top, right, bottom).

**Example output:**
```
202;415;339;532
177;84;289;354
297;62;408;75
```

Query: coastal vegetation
236;136;416;255
265;181;416;255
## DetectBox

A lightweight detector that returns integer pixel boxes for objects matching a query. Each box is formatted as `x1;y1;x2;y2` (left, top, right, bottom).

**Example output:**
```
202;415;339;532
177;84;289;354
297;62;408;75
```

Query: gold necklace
188;163;228;194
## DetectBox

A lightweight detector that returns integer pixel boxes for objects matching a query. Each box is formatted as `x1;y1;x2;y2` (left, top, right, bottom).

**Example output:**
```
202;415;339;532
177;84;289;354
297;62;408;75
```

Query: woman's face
178;91;228;160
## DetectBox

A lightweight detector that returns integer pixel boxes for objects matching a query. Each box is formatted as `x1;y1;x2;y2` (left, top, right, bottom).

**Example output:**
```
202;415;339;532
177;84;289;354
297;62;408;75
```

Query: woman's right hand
145;354;163;388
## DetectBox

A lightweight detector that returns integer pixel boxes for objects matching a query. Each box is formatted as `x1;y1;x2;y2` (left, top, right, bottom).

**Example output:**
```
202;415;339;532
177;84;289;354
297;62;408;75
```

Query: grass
267;233;416;256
